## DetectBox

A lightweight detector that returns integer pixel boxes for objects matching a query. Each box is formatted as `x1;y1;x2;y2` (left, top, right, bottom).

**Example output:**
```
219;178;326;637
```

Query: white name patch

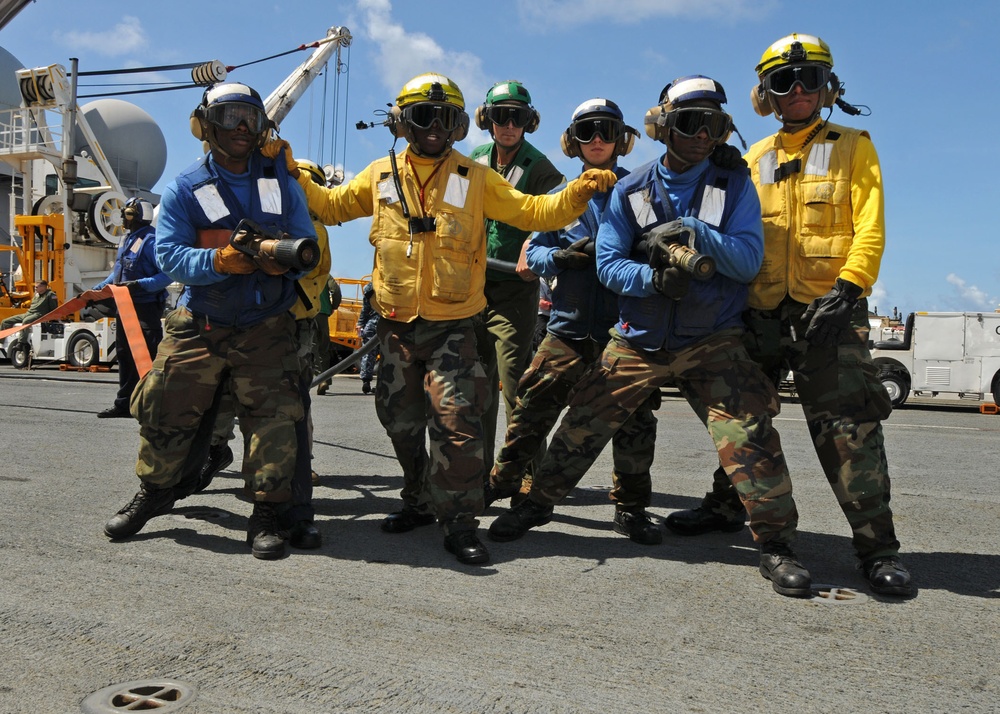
193;184;230;223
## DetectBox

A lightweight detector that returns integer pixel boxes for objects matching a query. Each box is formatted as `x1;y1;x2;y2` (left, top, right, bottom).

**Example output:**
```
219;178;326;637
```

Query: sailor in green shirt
469;81;565;491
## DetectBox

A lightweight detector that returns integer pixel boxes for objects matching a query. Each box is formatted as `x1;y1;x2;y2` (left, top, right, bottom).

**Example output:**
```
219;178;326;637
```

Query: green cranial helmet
486;80;531;106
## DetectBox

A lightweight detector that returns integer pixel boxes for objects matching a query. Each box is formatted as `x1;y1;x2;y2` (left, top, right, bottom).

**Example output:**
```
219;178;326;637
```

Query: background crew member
1;279;58;341
92;198;171;419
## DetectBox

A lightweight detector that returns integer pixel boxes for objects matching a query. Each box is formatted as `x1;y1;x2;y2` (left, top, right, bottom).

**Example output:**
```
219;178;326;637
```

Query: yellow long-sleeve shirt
745;119;885;309
297;146;593;322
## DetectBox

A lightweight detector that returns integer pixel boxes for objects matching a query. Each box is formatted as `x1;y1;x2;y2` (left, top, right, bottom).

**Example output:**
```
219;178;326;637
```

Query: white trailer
0;317;115;369
871;311;1000;407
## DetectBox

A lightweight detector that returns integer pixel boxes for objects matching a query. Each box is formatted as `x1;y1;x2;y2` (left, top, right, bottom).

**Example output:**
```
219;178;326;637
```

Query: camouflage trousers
130;308;303;502
492;331;659;509
530;330;799;544
476;279;542;477
375;317;489;534
198;317;316;524
703;297;899;560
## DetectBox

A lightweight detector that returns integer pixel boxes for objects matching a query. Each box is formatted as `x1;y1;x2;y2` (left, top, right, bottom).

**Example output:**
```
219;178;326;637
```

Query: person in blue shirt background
93;197;171;419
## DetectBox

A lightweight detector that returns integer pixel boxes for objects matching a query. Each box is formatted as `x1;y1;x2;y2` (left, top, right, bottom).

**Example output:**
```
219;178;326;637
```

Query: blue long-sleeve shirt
596;155;763;351
93;225;171;304
526;165;628;341
156;150;314;328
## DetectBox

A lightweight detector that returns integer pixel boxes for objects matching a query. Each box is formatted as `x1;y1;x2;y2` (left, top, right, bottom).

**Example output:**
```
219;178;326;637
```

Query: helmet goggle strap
206;102;267;134
668;108;731;141
404;103;462;132
763;65;830;96
487;104;532;129
573;117;623;144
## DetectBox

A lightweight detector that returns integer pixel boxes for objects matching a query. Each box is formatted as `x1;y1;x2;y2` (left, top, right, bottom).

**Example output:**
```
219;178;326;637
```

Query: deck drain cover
810;584;868;604
81;679;196;712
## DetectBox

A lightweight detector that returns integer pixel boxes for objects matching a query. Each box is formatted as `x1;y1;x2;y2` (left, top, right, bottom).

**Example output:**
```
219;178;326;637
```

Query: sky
1;0;998;316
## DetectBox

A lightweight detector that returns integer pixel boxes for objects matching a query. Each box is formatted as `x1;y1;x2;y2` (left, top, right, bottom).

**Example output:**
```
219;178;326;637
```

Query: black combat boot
246;502;287;560
196;443;234;493
443;530;490;565
862;556;914;597
759;542;812;598
380;507;436;533
613;508;663;545
487;498;553;542
483;480;521;509
104;483;177;539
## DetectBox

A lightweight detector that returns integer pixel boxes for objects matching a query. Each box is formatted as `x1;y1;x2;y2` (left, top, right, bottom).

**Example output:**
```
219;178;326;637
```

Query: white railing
0;107;62;162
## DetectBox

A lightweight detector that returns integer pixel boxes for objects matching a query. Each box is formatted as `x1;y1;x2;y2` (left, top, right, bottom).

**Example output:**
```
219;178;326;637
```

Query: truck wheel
993;373;1000;406
9;342;31;370
68;331;100;368
882;374;908;408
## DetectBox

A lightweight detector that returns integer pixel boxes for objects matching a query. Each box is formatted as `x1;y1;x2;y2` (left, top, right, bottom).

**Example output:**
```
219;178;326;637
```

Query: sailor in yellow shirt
666;35;912;598
264;73;615;566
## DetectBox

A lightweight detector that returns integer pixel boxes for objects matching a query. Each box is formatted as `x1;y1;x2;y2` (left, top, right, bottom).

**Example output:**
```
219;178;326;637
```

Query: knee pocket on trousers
130;366;209;429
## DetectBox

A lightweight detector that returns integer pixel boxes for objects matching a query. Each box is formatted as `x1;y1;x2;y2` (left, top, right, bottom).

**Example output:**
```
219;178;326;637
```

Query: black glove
802;278;863;347
552;237;593;271
652;265;692;300
644;220;688;270
709;144;748;171
119;281;141;293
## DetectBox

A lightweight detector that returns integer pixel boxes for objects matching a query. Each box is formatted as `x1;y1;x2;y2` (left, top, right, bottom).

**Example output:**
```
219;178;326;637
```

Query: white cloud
868;282;890;315
356;0;486;104
945;273;998;311
515;0;760;30
54;16;147;57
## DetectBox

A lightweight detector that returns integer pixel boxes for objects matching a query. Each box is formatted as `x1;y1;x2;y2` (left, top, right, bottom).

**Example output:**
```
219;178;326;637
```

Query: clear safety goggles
573;117;623;144
669;108;731;141
205;102;268;133
763;64;830;95
404;103;463;131
486;104;532;128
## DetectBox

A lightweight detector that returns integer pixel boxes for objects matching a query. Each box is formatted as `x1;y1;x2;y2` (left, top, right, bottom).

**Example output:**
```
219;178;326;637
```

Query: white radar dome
74;99;167;191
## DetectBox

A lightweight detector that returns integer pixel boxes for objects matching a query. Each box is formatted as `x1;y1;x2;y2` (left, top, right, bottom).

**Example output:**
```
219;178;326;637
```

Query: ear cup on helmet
524;108;540;134
823;72;842;108
618;126;638;157
452;111;470;142
644;105;666;141
474;104;489;130
387;105;407;139
560;128;579;159
190;104;207;140
750;85;773;117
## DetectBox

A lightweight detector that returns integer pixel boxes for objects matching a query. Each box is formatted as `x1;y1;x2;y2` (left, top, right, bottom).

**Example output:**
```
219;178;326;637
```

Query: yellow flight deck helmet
388;73;469;147
755;33;833;78
296;159;326;186
751;33;842;121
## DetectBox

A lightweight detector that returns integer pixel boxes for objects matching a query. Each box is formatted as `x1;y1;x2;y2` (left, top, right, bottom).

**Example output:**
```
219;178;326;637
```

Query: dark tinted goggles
670;108;731;140
205;102;267;133
573;117;623;144
487;104;532;128
763;64;830;95
405;103;462;131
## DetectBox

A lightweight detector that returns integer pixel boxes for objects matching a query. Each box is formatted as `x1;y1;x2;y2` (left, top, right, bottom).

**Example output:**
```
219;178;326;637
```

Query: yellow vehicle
328;276;370;363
